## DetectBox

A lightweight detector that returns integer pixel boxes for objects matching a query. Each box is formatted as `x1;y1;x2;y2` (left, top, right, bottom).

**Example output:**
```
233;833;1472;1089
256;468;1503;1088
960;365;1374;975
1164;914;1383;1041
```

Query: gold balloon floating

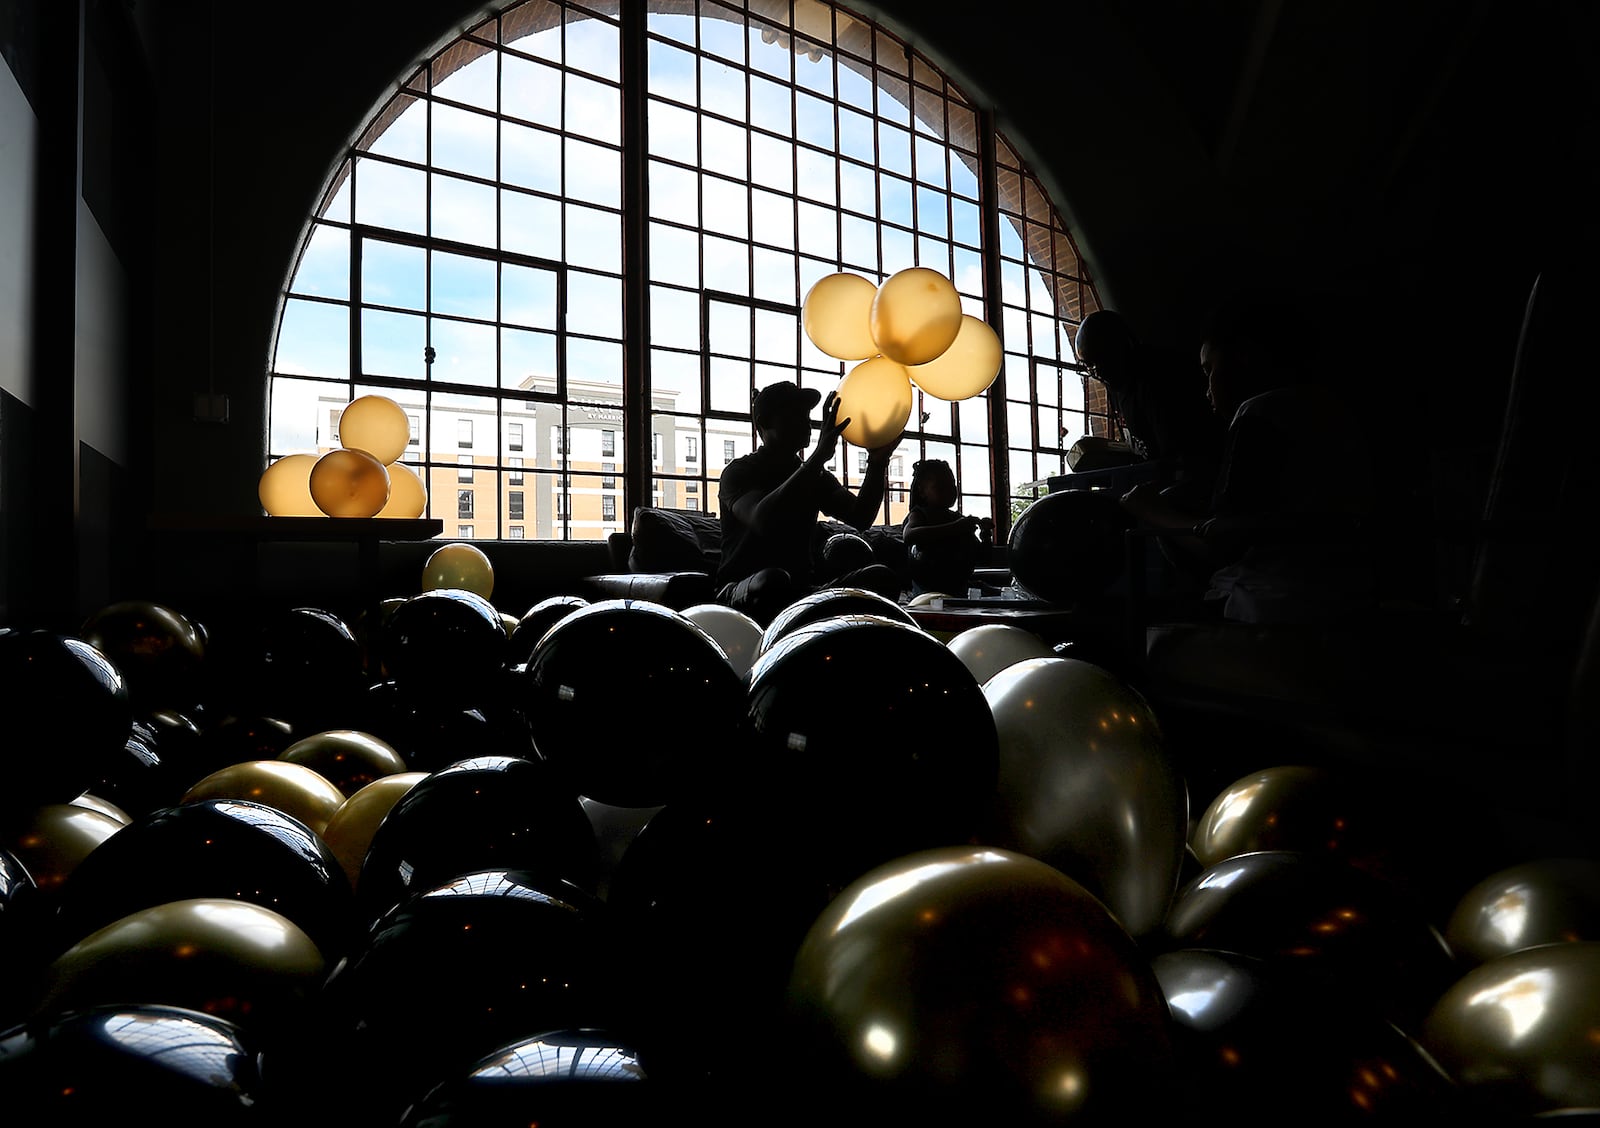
259;393;425;519
870;266;964;365
907;312;1002;400
803;272;879;361
835;355;914;450
421;541;495;599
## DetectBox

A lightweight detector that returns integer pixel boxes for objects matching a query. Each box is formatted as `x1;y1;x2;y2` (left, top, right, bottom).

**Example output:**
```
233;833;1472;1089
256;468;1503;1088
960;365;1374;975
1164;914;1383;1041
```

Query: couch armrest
580;571;717;610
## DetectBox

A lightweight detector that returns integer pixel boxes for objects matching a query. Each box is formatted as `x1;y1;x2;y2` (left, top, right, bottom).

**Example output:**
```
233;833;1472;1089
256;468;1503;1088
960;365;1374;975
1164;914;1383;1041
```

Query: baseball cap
753;380;822;425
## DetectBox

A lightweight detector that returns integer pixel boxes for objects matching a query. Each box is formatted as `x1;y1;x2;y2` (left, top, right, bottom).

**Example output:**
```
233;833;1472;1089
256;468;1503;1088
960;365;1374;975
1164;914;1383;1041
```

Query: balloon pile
1;593;1596;1125
802;267;1002;449
259;393;428;519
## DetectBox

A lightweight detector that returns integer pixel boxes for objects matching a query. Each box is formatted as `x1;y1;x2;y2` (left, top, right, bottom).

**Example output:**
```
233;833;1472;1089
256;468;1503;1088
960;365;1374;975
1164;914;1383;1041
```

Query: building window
857;451;868;474
555;492;568;519
724;439;735;463
602;429;615;457
458;490;473;518
508;455;523;483
554;426;568;456
602;461;615;488
508;525;524;538
602;496;616;521
685;482;697;493
458;524;474;538
269;0;1105;543
509;490;524;520
685;437;698;464
458;454;473;482
685;497;699;511
408;415;420;446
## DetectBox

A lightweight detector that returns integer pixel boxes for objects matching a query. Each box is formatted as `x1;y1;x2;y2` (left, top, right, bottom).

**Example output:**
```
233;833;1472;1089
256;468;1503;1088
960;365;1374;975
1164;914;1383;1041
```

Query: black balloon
397;1028;660;1127
738;614;999;891
0;845;44;1026
756;586;916;654
77;600;209;715
359;679;535;772
519;600;747;808
194;713;298;784
606;800;837;1085
48;798;356;962
819;532;875;579
0;631;133;821
1152;947;1469;1122
1008;487;1132;602
209;606;367;733
312;870;625;1126
508;594;590;667
0;1002;266;1125
1162;850;1459;1034
356;754;601;925
385;589;508;709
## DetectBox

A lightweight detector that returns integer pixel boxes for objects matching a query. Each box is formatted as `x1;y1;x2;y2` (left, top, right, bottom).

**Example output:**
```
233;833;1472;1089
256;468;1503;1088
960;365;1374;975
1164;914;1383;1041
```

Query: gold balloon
338;393;411;465
180;760;347;838
834;355;913;450
71;792;132;825
258;453;322;516
309;447;391;518
376;460;428;518
321;772;428;890
29;897;327;1033
1421;941;1600;1115
1444;858;1600;966
4;803;124;893
421;541;495;600
945;622;1056;686
978;656;1186;937
803;271;880;361
279;729;409;798
869;266;963;365
784;846;1175;1124
907;313;1002;401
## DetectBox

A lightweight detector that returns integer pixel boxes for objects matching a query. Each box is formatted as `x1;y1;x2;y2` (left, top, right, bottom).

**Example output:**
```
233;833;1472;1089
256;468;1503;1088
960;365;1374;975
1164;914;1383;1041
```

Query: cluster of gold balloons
803;267;1002;449
259;394;428;519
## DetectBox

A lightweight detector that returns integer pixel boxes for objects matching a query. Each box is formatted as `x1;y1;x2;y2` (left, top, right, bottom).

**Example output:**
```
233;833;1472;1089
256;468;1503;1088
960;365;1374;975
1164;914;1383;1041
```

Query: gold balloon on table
27;897;327;1036
180;760;347;838
258;452;322;516
1421;940;1600;1115
834;355;913;450
376;460;428;519
907;313;1003;401
278;729;409;798
978;655;1187;937
869;266;964;365
320;772;428;890
338;394;411;465
309;448;391;518
1444;858;1600;966
803;271;879;361
421;541;495;600
783;845;1176;1124
3;802;125;893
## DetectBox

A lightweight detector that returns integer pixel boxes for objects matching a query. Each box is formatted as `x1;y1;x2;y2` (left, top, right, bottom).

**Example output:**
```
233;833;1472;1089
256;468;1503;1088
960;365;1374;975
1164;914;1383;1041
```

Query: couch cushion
627;507;722;574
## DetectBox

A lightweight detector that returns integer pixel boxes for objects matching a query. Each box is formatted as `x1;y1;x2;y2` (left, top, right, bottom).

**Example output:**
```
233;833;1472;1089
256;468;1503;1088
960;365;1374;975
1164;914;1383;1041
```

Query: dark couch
581;506;916;610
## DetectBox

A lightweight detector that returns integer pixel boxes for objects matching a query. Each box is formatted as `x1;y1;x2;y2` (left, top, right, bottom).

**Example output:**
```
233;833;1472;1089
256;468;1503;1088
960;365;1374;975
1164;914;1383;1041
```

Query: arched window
268;0;1104;541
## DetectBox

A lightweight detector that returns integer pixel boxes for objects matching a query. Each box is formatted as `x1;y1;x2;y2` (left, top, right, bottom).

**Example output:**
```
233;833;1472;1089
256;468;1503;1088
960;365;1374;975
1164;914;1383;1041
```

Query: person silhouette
715;381;904;625
901;458;995;597
1073;308;1223;511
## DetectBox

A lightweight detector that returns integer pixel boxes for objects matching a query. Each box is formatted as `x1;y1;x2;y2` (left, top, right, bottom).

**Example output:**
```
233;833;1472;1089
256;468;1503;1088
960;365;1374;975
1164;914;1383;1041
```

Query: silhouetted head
910;458;958;507
1200;295;1316;418
1073;310;1139;390
753;380;822;452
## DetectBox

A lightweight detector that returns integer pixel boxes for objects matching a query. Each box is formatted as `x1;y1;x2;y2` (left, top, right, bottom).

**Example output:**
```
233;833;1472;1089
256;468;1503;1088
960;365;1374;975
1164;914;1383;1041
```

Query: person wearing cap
715;380;904;625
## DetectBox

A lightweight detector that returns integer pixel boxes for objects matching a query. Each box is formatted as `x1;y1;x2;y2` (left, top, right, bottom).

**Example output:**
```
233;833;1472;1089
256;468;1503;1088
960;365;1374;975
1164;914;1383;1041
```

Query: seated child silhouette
901;458;996;597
